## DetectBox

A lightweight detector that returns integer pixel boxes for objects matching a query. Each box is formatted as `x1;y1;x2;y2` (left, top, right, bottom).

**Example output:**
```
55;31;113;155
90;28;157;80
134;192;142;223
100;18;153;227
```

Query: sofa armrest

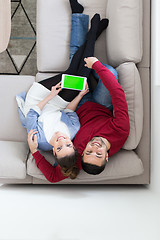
116;62;143;150
0;141;29;179
0;75;35;142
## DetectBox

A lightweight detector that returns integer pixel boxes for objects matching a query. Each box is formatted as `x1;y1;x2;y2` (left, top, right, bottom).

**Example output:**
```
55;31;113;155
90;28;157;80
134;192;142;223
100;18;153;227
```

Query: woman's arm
26;83;61;133
66;83;89;111
26;109;40;134
37;82;62;110
32;151;67;183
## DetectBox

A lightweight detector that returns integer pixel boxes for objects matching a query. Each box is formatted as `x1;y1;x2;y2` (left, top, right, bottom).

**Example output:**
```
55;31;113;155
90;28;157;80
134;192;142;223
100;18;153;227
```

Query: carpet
0;0;37;75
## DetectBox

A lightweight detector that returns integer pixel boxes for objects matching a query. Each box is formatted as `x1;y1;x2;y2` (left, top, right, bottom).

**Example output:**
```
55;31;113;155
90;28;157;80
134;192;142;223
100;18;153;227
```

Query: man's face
83;137;108;166
52;132;74;158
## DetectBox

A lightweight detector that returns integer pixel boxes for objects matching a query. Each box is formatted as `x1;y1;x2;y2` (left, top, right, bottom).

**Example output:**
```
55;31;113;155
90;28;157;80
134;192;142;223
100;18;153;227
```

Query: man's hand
48;82;62;100
27;129;38;154
84;57;99;69
78;83;89;97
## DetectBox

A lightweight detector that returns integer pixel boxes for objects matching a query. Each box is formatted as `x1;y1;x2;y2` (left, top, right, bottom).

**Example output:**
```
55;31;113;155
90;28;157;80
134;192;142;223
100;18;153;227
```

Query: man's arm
84;57;130;133
27;129;67;182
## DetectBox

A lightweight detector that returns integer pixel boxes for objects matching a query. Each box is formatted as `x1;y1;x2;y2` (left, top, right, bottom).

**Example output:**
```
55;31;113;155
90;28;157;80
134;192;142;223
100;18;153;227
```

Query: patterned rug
0;0;37;75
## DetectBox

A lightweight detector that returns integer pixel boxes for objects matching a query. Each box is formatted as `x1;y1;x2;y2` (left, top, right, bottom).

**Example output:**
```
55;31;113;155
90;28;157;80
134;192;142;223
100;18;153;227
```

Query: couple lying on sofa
17;0;130;183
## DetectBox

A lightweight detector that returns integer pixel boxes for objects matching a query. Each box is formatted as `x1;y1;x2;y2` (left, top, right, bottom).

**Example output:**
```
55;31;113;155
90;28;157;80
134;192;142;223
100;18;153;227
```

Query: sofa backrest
36;0;143;72
106;0;143;67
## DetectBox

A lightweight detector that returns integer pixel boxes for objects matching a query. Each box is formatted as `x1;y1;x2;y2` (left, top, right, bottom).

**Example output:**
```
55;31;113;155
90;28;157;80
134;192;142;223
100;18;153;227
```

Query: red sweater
32;61;130;183
74;61;130;157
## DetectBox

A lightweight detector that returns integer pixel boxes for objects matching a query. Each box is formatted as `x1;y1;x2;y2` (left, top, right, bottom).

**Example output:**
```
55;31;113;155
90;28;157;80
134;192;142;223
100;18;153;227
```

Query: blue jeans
70;13;118;112
70;14;89;61
77;64;118;112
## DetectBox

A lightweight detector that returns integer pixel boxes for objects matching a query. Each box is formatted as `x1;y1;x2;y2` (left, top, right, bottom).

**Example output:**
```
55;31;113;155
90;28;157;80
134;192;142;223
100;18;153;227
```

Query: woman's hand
78;83;89;97
66;83;89;111
37;82;62;110
84;57;99;69
27;129;38;154
48;82;62;100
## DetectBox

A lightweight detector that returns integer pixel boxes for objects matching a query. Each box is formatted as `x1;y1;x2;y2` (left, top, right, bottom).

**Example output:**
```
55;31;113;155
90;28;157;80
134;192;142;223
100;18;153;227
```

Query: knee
103;64;118;81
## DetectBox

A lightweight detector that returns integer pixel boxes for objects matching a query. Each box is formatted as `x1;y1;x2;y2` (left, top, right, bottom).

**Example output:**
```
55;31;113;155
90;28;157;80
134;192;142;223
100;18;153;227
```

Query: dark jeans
39;13;100;102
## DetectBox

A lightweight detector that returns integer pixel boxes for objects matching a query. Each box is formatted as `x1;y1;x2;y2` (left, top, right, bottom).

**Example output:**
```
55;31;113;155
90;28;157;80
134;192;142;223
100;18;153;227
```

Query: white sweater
21;82;71;142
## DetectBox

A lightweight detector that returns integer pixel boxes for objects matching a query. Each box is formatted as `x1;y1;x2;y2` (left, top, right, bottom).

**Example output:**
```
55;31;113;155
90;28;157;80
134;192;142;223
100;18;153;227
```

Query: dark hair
55;148;79;179
81;156;106;175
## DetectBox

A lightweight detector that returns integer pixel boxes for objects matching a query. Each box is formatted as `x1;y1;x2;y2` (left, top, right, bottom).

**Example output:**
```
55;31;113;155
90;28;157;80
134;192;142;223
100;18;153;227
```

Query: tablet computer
61;74;87;91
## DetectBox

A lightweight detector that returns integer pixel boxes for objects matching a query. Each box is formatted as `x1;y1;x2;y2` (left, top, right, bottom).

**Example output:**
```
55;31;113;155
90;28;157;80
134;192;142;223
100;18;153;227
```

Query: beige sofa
0;0;150;184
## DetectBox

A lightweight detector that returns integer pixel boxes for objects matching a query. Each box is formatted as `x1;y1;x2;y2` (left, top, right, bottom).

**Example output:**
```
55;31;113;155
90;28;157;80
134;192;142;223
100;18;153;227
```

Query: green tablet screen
62;74;86;91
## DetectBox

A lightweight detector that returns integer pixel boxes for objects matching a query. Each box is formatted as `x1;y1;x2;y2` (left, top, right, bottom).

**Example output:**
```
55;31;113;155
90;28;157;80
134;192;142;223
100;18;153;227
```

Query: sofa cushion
37;0;142;72
116;62;143;150
37;0;109;72
0;75;35;142
36;72;58;82
37;0;71;72
0;141;29;179
27;149;143;182
106;0;143;67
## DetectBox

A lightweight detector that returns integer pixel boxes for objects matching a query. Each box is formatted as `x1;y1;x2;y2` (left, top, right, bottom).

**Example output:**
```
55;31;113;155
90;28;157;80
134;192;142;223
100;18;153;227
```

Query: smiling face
52;132;74;159
82;137;109;166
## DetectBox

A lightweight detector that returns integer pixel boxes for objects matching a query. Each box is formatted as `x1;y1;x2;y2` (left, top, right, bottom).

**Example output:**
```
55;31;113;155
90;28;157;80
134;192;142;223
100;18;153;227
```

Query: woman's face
52;132;74;158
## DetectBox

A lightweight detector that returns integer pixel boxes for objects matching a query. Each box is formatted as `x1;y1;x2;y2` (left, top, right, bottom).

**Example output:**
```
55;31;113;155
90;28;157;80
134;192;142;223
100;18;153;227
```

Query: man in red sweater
28;57;130;182
73;57;130;175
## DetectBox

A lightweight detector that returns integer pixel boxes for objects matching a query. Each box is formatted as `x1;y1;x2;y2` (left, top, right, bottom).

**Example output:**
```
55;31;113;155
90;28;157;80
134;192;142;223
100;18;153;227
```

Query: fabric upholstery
27;149;144;182
0;75;35;142
0;141;28;179
37;0;71;72
106;0;143;67
36;73;58;82
116;62;143;150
